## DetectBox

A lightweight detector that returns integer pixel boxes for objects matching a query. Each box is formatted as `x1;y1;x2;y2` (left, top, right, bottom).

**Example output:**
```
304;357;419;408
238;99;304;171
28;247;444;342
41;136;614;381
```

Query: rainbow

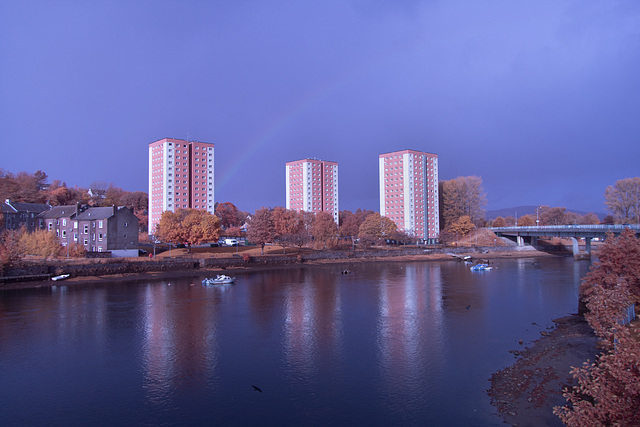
215;50;389;193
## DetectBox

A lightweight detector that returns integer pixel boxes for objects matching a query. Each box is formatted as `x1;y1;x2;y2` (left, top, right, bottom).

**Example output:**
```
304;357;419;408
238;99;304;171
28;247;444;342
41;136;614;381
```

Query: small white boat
51;274;70;281
470;264;493;271
202;275;236;285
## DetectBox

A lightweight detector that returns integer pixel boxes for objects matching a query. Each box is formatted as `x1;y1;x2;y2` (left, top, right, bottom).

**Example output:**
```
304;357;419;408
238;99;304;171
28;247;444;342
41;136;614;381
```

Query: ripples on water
0;258;590;425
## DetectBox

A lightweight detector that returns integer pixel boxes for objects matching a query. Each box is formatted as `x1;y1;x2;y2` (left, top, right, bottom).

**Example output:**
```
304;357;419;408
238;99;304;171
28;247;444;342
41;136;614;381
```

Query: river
0;257;591;425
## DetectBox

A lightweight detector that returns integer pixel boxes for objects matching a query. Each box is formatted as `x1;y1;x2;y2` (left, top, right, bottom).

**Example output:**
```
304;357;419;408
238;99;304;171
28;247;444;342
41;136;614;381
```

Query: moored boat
51;274;70;281
470;264;493;271
202;275;236;285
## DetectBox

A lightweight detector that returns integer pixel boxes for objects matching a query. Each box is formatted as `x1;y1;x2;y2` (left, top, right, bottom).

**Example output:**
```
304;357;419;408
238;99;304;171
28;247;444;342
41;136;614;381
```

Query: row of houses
1;199;139;256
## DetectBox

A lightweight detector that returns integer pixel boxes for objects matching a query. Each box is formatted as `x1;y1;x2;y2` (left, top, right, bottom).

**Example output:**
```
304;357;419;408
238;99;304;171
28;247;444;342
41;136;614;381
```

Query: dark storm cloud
1;0;639;214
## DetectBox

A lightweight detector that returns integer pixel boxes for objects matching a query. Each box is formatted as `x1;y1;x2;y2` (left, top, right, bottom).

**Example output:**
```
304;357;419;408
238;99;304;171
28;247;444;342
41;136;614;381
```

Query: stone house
1;199;52;232
39;204;139;255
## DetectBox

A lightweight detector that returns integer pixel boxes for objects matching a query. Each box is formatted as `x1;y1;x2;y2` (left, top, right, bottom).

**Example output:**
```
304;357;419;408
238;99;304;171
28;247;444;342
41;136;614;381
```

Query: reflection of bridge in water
490;224;640;258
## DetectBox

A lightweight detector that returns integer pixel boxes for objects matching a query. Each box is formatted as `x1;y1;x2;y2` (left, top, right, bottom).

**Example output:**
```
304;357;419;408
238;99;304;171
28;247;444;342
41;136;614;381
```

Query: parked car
224;238;238;246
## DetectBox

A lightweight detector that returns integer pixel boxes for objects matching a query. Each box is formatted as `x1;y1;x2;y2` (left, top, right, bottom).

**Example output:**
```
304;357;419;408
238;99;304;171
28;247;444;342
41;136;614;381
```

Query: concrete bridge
490;224;640;258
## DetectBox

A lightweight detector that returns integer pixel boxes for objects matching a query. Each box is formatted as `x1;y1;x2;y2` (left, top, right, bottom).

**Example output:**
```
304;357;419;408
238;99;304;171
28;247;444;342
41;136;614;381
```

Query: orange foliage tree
518;214;536;226
311;211;338;249
579;229;640;308
0;230;23;274
449;215;475;236
492;216;506;227
19;229;63;258
215;202;243;229
272;207;303;254
155;209;221;251
358;213;397;246
247;207;276;255
554;229;640;425
554;323;640;426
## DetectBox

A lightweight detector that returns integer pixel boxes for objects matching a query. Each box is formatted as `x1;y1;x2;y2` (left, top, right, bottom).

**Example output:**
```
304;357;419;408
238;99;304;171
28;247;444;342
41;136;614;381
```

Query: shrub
0;230;23;274
19;230;62;258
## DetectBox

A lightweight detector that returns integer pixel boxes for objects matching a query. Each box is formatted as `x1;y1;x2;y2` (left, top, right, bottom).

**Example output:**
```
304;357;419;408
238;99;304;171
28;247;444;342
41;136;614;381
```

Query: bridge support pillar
585;237;591;254
572;237;591;260
516;235;524;246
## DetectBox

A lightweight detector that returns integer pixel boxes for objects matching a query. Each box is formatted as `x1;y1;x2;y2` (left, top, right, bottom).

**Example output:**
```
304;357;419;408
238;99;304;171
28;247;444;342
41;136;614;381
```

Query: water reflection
376;264;446;399
141;283;222;405
0;258;592;425
283;271;342;376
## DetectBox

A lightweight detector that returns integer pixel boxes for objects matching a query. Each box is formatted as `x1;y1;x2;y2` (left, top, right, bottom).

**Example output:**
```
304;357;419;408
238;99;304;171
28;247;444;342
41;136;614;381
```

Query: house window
48;223;53;231
74;221;77;229
97;247;102;252
92;234;96;241
62;219;67;226
83;239;88;245
124;222;128;227
74;233;77;241
56;230;59;237
99;221;103;228
99;233;103;241
84;225;89;234
62;230;66;238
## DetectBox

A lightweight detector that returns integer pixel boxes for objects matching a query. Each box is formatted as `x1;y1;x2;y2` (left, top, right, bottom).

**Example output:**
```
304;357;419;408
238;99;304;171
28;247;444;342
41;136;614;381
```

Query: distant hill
486;206;607;220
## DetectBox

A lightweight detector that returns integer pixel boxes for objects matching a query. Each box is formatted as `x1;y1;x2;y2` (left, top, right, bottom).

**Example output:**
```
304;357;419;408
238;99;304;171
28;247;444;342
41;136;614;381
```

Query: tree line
490;207;601;228
153;205;412;255
3;168;640;247
0;169;148;231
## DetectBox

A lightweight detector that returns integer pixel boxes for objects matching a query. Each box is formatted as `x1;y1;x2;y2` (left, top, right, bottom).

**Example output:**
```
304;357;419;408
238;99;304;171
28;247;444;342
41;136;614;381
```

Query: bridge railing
490;224;640;232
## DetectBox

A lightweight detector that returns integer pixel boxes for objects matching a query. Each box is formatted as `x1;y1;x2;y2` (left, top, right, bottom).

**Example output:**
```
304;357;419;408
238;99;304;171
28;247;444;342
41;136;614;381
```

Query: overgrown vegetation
554;229;640;426
0;228;88;275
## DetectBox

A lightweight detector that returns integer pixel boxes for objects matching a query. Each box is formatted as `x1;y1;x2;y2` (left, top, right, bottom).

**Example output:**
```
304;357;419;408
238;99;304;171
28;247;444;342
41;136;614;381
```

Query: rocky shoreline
488;314;600;426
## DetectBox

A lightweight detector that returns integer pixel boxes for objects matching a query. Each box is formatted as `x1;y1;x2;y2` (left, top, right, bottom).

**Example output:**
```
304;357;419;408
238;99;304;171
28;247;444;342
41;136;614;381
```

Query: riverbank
0;246;562;291
488;314;600;426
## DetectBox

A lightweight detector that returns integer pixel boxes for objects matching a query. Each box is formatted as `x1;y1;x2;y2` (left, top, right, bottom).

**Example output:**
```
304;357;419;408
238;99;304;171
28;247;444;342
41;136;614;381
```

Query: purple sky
2;1;639;214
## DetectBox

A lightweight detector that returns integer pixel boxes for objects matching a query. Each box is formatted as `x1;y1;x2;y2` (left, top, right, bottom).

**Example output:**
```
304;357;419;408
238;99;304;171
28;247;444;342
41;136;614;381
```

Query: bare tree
440;176;487;229
604;177;640;223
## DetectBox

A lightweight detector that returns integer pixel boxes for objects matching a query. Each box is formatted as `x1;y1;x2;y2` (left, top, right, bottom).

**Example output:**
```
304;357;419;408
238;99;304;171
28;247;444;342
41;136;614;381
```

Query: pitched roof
3;201;51;214
1;204;17;214
7;202;51;213
38;205;77;219
74;207;115;220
